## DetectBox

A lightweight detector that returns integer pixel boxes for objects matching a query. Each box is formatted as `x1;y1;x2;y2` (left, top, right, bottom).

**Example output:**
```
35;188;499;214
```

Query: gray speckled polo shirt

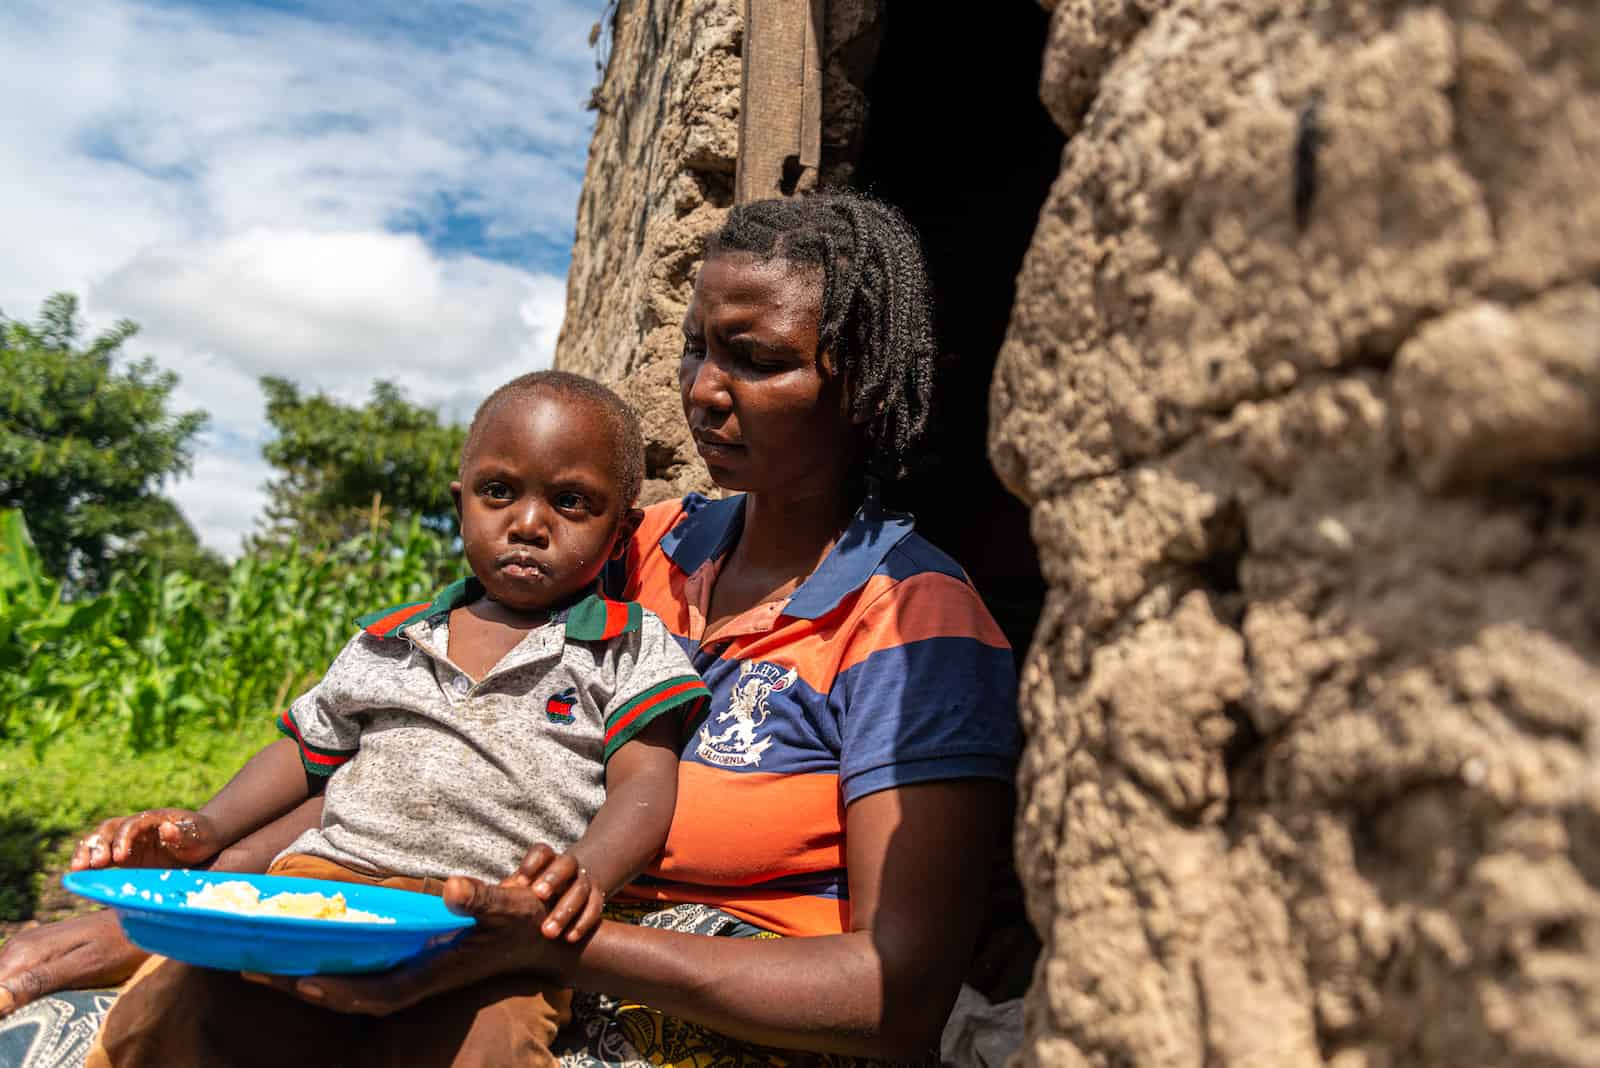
275;578;709;883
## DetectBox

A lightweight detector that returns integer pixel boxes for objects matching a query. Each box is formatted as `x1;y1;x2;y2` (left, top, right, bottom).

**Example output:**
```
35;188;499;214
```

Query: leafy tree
257;377;465;546
127;497;230;588
0;294;209;591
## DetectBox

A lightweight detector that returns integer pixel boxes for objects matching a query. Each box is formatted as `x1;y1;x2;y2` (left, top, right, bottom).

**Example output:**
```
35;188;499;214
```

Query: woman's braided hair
704;190;940;484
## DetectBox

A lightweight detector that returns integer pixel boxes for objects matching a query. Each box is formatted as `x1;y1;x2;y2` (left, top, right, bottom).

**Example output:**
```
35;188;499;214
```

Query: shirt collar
660;493;917;621
355;578;642;641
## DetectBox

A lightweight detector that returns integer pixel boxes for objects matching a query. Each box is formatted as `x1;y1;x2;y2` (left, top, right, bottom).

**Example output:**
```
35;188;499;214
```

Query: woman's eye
681;338;706;361
732;344;783;372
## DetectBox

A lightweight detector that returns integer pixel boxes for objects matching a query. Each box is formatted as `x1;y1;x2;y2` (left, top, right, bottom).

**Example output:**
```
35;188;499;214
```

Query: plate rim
62;868;476;935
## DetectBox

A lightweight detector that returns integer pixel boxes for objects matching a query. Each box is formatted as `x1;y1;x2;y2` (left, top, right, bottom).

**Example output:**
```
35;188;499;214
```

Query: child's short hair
463;371;645;506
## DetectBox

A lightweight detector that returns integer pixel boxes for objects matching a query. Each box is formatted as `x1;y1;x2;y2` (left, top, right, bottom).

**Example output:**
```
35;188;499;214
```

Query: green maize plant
0;510;116;751
0;510;457;753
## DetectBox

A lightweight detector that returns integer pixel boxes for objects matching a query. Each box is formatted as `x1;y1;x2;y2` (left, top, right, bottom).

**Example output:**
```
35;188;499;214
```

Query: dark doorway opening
855;1;1063;660
854;0;1063;1004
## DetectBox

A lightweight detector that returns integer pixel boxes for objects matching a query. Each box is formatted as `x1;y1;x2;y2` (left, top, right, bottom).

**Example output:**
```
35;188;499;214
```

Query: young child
75;371;709;1067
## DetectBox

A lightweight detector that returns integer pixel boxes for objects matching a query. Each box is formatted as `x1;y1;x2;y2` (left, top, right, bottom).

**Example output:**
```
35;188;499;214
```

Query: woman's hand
0;911;146;1018
70;809;222;871
241;875;565;1016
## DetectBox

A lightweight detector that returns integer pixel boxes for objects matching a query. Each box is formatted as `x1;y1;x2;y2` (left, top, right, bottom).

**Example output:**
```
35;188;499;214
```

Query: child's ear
449;481;464;522
611;507;644;560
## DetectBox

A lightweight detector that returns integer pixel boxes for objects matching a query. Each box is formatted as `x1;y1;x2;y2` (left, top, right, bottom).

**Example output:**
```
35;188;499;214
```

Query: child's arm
198;736;321;845
509;715;680;942
73;629;366;872
70;738;314;871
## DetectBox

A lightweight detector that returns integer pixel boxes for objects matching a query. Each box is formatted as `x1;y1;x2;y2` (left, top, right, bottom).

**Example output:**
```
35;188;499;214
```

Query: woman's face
679;252;854;497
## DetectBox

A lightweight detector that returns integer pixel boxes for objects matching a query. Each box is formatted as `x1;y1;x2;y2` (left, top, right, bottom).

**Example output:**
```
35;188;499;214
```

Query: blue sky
0;0;607;552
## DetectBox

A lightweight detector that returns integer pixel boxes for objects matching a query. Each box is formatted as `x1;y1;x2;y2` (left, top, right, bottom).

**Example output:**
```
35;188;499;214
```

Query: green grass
0;717;277;922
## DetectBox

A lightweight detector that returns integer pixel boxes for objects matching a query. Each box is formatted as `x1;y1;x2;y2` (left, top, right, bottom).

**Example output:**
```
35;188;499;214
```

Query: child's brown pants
86;853;571;1068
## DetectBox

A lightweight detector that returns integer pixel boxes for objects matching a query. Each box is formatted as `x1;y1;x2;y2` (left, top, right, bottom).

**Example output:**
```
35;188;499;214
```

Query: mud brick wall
991;3;1600;1065
555;0;880;504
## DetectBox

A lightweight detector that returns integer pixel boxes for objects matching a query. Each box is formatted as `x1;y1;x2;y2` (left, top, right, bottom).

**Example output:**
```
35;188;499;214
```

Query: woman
1;192;1019;1066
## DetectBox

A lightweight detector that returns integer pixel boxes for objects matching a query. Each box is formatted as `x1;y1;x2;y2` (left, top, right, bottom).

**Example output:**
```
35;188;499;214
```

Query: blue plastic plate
63;869;475;975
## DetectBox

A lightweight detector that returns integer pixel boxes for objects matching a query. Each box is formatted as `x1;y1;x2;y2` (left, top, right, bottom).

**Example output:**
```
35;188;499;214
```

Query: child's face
451;392;633;616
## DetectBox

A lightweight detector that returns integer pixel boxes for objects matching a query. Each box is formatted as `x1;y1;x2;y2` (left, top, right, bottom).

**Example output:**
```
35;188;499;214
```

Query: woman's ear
831;361;866;425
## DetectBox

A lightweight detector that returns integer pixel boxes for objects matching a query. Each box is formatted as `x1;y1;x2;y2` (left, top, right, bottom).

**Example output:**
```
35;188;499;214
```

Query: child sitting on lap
73;371;709;1068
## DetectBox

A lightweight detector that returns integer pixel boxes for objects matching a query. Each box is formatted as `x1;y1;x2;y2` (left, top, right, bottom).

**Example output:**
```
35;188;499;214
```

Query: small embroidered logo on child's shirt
546;686;577;723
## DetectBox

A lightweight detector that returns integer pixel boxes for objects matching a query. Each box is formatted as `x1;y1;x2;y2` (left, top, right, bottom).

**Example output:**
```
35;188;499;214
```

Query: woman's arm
559;779;1009;1058
256;780;1008;1059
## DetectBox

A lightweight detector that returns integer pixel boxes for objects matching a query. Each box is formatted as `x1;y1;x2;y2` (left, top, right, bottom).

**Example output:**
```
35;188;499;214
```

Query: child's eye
554;491;587;512
481;482;513;501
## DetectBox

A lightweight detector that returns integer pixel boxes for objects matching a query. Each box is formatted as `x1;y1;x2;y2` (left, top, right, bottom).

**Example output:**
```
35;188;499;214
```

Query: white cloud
168;447;275;559
97;229;559;381
94;228;568;470
0;0;601;554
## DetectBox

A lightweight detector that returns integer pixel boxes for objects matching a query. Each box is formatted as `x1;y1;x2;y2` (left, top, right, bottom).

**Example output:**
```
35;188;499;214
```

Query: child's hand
502;843;604;943
69;809;222;871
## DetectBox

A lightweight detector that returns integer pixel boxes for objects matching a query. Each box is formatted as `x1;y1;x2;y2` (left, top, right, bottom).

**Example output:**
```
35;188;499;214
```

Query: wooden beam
736;0;823;202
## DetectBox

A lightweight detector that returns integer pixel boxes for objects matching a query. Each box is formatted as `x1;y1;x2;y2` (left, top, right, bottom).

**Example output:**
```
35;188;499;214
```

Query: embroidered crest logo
696;660;797;767
546;686;577;724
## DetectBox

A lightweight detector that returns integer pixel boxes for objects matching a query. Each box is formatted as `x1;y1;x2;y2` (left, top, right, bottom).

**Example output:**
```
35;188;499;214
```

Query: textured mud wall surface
994;3;1600;1066
556;0;880;504
555;0;740;503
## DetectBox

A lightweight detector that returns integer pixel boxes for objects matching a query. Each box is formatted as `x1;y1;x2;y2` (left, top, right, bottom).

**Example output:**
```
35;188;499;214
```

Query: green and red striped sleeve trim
602;675;709;762
276;709;357;777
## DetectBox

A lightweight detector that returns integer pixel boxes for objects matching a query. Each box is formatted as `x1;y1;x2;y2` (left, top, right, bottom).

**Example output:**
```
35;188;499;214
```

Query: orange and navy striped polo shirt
608;494;1019;937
